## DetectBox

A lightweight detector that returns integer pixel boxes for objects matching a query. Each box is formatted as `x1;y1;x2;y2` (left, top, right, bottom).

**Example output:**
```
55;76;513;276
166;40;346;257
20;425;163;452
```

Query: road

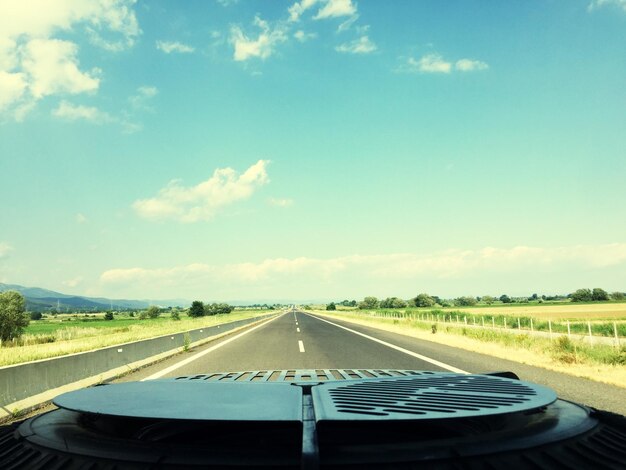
115;311;626;415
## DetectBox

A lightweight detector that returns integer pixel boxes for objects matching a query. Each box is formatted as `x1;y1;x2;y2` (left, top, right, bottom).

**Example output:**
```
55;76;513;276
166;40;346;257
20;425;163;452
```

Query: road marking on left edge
142;314;284;380
308;314;467;374
298;340;305;352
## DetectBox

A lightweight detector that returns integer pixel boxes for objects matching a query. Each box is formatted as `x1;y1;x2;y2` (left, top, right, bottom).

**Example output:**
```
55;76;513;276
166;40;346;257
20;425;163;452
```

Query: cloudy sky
1;0;625;302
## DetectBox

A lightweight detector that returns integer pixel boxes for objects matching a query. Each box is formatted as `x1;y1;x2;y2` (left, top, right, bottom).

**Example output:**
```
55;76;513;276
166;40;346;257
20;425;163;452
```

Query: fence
356;310;624;347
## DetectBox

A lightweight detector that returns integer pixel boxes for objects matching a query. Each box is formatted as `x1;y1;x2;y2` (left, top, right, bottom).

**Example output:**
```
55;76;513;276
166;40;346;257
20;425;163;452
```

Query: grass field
0;310;275;367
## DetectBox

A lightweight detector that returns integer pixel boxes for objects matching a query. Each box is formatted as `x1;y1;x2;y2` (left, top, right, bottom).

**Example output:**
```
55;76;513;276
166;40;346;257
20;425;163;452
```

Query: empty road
115;311;626;415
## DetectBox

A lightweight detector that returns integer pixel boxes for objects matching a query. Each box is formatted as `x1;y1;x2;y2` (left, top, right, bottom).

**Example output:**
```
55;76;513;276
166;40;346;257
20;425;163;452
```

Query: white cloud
99;242;626;298
133;160;270;222
335;35;377;54
0;0;139;119
53;100;112;123
21;39;100;98
294;30;317;42
588;0;626;11
410;54;452;73
455;58;489;72
288;0;320;22
399;54;489;74
269;197;294;207
0;242;13;259
230;16;288;61
156;40;195;54
314;0;357;19
129;85;158;109
76;213;88;223
337;14;359;32
62;276;83;288
217;0;239;6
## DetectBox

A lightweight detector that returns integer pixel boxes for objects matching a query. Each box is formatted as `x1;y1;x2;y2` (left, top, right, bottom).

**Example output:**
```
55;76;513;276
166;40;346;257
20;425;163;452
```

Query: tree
147;305;161;318
138;310;149;320
104;311;114;321
571;288;592;302
455;296;477;307
357;296;379;310
204;303;233;315
0;291;29;342
326;302;336;311
499;294;512;304
482;295;495;305
611;292;625;301
188;300;205;317
30;311;43;320
591;288;609;301
413;293;435;308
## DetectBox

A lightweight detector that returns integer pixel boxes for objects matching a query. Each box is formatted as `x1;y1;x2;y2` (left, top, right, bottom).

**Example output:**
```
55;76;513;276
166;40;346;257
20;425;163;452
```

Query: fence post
464;316;467;325
517;318;521;330
473;316;476;326
548;320;552;340
567;320;571;338
587;321;593;345
504;317;507;329
530;318;533;332
492;317;495;328
614;322;620;348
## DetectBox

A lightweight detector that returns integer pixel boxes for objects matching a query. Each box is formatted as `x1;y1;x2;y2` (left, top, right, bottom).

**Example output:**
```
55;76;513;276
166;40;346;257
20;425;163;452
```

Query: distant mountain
0;283;188;312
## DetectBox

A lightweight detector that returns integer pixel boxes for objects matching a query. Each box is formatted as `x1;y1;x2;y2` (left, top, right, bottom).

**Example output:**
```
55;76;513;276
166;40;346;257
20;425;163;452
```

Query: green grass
1;310;276;366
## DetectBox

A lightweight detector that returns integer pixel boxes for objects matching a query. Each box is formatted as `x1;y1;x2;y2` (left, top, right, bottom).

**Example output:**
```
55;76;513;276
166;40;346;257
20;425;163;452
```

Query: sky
1;0;625;303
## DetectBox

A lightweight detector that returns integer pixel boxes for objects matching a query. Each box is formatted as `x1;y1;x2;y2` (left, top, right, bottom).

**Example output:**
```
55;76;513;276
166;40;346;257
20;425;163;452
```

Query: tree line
324;288;624;311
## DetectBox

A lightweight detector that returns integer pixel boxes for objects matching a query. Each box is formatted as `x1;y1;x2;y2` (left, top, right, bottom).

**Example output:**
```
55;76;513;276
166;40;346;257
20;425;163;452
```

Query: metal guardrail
0;314;274;407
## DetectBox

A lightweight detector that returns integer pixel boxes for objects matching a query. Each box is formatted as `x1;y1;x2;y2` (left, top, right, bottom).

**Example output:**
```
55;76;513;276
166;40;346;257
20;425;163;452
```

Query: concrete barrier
0;314;273;408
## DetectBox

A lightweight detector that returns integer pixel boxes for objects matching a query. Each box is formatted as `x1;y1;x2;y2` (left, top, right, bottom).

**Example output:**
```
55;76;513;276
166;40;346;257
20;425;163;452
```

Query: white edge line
142;314;283;380
306;313;467;374
298;340;305;352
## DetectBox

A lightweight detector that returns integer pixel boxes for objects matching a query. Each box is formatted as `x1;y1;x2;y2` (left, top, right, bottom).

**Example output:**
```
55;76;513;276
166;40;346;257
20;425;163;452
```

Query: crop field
440;302;626;321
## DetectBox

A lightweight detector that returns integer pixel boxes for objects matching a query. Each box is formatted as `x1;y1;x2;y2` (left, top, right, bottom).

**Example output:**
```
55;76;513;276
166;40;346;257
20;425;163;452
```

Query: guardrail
0;314;274;407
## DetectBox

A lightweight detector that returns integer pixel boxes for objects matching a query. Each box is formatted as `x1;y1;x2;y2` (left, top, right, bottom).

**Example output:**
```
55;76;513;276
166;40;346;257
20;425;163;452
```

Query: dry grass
445;303;626;320
313;310;626;389
0;311;274;367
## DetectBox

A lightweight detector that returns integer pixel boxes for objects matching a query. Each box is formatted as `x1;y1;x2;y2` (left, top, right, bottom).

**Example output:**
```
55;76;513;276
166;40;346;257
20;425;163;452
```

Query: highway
115;311;626;415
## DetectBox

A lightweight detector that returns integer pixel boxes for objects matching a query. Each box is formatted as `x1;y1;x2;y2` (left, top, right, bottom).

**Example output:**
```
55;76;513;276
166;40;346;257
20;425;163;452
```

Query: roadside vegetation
310;303;626;387
0;291;275;366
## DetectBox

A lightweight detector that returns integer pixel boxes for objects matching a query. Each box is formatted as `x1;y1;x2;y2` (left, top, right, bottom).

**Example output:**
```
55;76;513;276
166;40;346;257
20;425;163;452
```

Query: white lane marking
307;314;467;374
142;314;283;380
298;340;305;352
297;327;300;332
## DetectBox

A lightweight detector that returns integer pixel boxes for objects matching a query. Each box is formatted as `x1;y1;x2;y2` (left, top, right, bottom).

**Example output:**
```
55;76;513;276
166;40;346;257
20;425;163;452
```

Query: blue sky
1;0;625;302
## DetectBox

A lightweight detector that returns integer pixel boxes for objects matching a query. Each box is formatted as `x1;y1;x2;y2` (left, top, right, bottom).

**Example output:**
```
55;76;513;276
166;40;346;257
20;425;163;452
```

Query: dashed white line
297;327;300;332
298;340;305;352
307;314;467;374
142;314;283;380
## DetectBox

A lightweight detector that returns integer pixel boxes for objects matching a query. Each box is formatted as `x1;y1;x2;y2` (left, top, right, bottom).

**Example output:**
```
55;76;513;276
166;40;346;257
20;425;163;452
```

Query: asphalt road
115;311;626;415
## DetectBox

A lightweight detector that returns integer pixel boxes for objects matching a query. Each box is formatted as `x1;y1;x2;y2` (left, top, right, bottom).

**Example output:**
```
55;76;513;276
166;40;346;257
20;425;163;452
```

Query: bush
104;311;114;321
0;291;29;342
171;311;180;321
138;310;149;320
188;301;205;318
455;296;477;307
30;311;43;321
326;302;336;311
146;305;160;319
358;296;379;310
